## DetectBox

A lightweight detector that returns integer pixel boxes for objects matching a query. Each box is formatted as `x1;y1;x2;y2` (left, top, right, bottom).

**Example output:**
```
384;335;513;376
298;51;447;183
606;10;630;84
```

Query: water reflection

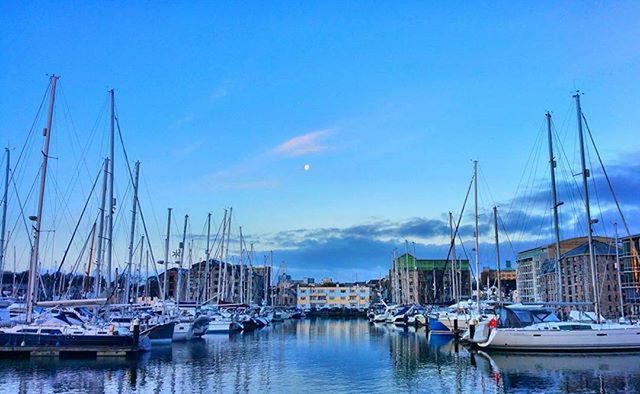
0;319;639;393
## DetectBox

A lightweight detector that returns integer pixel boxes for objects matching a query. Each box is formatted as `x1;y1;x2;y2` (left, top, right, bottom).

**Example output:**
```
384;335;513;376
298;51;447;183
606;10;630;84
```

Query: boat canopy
498;306;560;328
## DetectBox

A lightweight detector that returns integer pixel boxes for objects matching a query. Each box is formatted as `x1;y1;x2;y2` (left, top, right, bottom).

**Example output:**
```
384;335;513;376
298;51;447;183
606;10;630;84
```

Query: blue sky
1;2;639;281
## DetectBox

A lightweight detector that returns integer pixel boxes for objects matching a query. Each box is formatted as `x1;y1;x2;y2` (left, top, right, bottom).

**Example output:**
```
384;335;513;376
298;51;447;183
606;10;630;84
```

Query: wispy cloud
174;139;204;157
270;129;334;157
196;128;335;190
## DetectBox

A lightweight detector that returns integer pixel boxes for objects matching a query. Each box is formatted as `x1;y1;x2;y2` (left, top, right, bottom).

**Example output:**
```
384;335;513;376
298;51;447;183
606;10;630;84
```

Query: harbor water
1;318;639;393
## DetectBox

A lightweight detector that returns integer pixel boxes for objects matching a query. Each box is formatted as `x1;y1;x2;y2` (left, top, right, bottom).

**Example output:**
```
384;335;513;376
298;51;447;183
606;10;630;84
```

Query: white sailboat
471;94;640;352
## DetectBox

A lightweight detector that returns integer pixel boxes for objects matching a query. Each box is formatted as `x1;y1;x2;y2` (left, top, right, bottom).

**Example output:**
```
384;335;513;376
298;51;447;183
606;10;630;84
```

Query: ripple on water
1;319;639;393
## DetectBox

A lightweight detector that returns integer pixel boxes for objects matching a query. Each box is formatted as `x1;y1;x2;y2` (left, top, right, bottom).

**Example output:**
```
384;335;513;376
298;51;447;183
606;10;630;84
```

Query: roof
562;240;621;258
395;253;470;270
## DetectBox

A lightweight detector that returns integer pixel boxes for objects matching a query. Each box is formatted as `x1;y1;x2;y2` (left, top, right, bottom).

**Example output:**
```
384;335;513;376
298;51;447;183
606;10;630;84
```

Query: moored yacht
470;304;640;352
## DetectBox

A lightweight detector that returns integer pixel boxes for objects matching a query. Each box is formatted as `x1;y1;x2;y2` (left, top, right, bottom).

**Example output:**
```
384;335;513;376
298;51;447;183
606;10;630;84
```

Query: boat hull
477;326;640;352
172;322;194;341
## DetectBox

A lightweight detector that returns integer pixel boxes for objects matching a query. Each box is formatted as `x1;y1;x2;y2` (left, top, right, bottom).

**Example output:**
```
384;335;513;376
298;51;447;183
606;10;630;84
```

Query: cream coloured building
296;283;370;310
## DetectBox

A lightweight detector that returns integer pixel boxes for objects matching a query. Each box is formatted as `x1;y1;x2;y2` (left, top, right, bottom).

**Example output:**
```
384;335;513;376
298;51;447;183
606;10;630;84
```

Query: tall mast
404;240;410;304
392;249;399;303
547;112;563;302
248;242;254;304
473;160;480;314
448;212;457;303
135;235;144;302
493;206;501;302
0;148;9;290
574;92;600;322
224;208;232;300
84;222;97;296
163;208;172;300
26;75;58;322
239;226;244;303
269;250;273;305
124;161;140;303
177;214;188;305
94;158;109;296
217;209;227;302
106;89;115;291
202;212;212;303
412;242;418;303
614;223;625;320
144;249;149;300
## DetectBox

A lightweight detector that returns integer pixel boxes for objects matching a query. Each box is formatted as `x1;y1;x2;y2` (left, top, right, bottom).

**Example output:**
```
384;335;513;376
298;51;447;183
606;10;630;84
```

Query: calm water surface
1;318;639;393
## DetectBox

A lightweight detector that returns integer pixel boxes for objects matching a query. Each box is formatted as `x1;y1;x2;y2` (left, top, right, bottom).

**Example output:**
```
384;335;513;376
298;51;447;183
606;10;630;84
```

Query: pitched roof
562;240;621;258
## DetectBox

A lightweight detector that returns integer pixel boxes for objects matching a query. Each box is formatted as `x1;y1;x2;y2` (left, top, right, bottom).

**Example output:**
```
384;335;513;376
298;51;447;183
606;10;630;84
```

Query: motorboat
205;313;242;334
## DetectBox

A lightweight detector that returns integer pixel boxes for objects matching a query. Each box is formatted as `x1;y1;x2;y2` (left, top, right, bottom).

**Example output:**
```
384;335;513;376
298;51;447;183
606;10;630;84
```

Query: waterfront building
296;282;370;310
480;261;517;299
620;234;640;319
390;254;471;304
515;236;610;303
558;240;622;318
188;260;272;304
157;267;189;301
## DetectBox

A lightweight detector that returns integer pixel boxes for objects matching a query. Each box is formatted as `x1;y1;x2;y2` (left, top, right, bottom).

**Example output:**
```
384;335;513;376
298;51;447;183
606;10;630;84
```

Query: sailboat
471;93;640;352
0;76;144;354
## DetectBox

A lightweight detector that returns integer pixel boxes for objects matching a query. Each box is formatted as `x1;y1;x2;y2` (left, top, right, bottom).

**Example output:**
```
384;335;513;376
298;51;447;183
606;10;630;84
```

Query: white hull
205;319;237;334
476;324;640;351
172;322;194;341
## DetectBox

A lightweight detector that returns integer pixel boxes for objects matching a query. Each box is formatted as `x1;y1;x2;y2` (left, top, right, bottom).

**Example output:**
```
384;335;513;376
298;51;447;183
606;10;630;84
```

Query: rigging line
478;166;518;261
586;138;608;238
10;83;50;188
582;113;640;285
505;122;545;224
9;167;37;249
497;213;517;258
114;115;163;298
52;164;102;279
509;124;546;245
62;215;98;299
552;118;586;227
440;171;474;277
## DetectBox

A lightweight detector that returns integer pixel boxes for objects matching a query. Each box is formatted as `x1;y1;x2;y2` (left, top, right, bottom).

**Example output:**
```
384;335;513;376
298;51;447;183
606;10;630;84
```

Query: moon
303;163;310;171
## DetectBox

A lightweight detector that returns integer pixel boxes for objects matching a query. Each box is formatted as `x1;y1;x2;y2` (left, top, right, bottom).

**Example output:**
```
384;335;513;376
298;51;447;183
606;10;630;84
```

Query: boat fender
109;324;115;333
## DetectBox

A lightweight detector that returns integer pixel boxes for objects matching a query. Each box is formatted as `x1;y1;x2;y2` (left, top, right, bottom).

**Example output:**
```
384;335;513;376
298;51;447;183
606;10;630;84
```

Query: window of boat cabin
18;328;39;333
40;329;63;335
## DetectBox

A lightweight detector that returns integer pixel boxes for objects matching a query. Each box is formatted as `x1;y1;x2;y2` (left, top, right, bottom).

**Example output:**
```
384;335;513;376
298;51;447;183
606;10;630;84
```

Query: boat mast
26;75;58;323
0;148;9;291
84;222;97;296
106;89;115;292
202;212;212;304
248;242;254;304
95;158;109;296
144;249;149;300
177;214;188;305
493;206;501;302
449;212;457;303
404;240;410;304
574;92;600;322
239;226;244;303
217;209;227;302
163;208;172;300
614;222;625;320
135;235;144;302
392;249;398;303
124;161;140;303
546;112;563;302
224;208;232;301
473;160;481;314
